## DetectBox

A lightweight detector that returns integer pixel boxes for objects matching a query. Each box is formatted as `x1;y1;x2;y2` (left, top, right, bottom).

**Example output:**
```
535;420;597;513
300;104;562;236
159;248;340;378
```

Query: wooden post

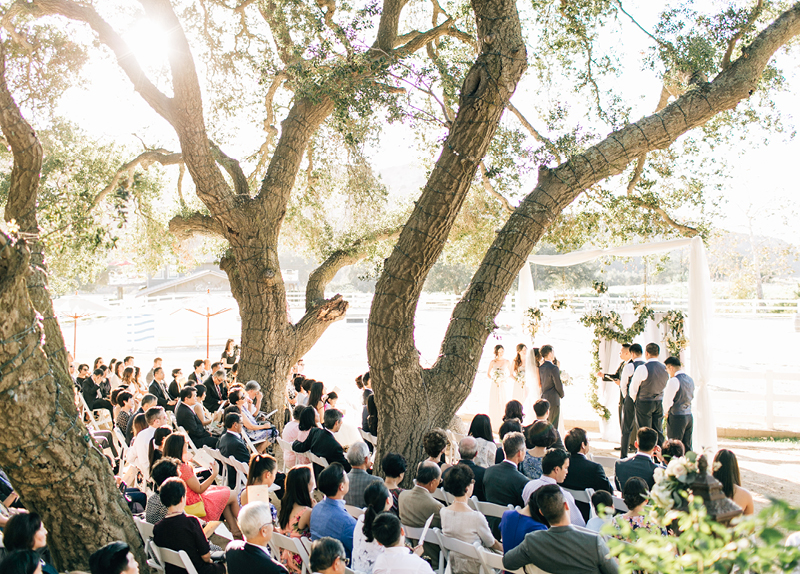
765;370;775;430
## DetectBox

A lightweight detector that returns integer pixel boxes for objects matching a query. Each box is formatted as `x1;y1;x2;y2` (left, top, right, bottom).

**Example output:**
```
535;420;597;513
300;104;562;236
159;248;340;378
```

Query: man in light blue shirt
310;462;357;559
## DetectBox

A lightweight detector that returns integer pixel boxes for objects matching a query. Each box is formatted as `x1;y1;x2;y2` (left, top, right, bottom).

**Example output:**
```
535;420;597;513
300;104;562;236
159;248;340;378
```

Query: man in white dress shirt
619;343;644;458
663;356;695;452
372;512;434;574
629;342;668;446
522;449;586;527
131;406;167;482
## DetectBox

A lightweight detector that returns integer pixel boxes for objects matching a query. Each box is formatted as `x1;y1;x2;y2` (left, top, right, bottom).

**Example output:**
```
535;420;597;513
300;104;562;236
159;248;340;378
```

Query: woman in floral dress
277;466;315;573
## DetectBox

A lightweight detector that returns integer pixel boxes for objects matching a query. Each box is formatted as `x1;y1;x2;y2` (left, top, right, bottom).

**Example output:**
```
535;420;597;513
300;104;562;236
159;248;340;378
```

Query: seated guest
163;433;241;537
310;463;357;559
281;405;306;468
309;538;346;575
344;442;381;509
561;427;614;521
187;359;205;385
147;457;181;524
226;502;288;574
243;381;264;418
527;399;565;451
176;387;218;449
365;394;378;435
149;367;177;412
495;419;523;463
440;464;502;573
147;426;173;476
615;477;663;538
193;385;222;432
88;541;139;574
360;389;372;431
442;437;486;501
126;394;157;445
132;407;168;482
218;413;250;489
520;421;557;480
467;414;496;468
500;486;548;553
586;490;615;533
229;389;274;452
2;513;56;574
522;449;585;527
277;466;315;574
422;429;449;470
615;427;665;491
202;370;228;412
661;439;686;463
713;449;754;515
152;478;225;574
169;368;183;400
398;461;443;570
504;399;524;423
381;453;407;515
292;409;351;478
83;368;115;417
371;513;434;574
503;485;619;574
115;391;135;433
484;432;529;512
240;454;282;524
0;550;44;574
352;481;393;573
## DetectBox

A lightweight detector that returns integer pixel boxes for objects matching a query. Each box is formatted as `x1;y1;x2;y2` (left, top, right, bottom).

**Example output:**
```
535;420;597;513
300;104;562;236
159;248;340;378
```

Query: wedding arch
517;236;717;451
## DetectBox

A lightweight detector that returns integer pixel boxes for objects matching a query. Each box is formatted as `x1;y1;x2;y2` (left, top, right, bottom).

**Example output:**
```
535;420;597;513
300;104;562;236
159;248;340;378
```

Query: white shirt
619;360;636;398
586;515;610;533
372;546;434;574
351;514;383;573
662;370;685;414
629;358;660;401
521;476;586;527
133;426;157;480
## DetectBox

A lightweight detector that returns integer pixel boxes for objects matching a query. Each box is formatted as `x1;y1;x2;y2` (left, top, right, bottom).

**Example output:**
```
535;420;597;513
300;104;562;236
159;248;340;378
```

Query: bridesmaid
512;343;528;404
487;345;512;428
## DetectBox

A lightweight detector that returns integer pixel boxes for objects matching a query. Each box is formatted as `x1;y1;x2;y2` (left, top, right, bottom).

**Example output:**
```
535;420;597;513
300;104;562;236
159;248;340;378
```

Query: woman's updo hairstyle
442;463;474;497
622;476;649;509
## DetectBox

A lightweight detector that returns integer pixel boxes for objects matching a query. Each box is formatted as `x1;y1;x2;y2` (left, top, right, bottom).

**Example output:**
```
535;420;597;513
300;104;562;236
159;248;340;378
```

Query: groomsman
663;356;695;452
629;343;668;446
619;344;644;457
539;345;564;429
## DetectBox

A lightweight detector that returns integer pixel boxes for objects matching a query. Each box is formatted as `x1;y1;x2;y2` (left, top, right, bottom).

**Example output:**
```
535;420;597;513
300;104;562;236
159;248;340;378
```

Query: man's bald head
416;460;442;492
458;436;478;461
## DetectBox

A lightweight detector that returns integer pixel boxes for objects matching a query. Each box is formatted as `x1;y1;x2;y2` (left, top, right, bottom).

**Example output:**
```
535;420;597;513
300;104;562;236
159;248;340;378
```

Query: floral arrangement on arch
592;280;608;294
659;310;689;357
650;451;703;510
523;307;546;340
551;298;568;310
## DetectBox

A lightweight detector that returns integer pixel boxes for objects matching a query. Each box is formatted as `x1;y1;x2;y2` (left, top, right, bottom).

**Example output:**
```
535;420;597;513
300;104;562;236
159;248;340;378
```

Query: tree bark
367;0;527;476
0;233;146;572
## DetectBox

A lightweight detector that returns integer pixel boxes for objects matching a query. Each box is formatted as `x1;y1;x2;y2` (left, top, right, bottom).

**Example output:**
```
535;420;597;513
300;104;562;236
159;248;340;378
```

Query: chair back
432;487;448;503
228;456;249;494
269;532;311;574
345;505;365;519
358;427;377;447
277;437;295;471
402;525;444;573
150;543;198;574
476;546;529;574
307;452;329;468
435;531;485;574
202;446;228;487
470;497;513;519
133;517;164;573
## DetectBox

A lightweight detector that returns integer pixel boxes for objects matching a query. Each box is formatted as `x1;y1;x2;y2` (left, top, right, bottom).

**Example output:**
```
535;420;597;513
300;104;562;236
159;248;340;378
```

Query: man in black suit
443;436;486;501
292;409;351;478
561;428;614;521
218;413;251;489
82;368;114;417
203;370;227;412
538;345;564;428
527;399;565;451
597;344;631;434
176;387;218;448
168;368;183;400
148;367;177;412
226;501;288;574
615;427;664;491
187;359;204;385
483;431;530;537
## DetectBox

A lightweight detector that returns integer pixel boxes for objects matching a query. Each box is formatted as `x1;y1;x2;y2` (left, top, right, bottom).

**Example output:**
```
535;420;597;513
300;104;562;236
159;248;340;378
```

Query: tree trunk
0;233;146;572
367;0;527;477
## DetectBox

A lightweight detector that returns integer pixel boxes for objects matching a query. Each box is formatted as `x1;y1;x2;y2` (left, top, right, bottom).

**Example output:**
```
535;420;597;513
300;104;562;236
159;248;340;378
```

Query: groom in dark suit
539;345;564;428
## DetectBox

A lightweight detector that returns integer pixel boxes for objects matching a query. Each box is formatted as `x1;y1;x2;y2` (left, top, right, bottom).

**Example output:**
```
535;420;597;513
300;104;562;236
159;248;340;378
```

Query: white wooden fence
714;370;800;431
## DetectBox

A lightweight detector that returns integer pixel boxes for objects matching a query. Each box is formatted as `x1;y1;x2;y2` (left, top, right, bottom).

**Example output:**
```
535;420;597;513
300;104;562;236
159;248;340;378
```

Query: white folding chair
470;496;513;519
436;531;487;574
77;393;113;431
228;456;249;495
242;430;267;455
150;543;198;574
270;532;311;574
403;524;445;573
345;505;365;519
590;454;618;474
202;446;228;487
133;517;164;573
278;437;295;472
357;427;377;447
307;452;329;469
432;487;448;503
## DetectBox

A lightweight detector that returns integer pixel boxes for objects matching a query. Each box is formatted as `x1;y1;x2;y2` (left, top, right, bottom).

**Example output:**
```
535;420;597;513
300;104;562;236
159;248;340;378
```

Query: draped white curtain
517;262;535;345
523;237;717;451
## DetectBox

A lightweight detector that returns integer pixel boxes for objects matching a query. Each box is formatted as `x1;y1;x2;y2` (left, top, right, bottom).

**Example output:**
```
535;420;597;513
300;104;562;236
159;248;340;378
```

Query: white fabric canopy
521;236;717;451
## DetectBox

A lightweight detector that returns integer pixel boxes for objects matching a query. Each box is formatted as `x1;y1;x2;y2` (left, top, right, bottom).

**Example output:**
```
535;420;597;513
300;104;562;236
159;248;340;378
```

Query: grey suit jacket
503;525;619;574
399;486;444;569
539;361;564;407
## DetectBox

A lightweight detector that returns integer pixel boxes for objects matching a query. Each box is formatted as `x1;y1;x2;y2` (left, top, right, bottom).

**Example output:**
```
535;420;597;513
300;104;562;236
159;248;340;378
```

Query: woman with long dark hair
713;449;754;515
277;466;315;573
307;381;325;418
487;344;512;428
468;414;497;468
352;481;392;573
512;343;528;404
2;513;54;573
504;399;524;422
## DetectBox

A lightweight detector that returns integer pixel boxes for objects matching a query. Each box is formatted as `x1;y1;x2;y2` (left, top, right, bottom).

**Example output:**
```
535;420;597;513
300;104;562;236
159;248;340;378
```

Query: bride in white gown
487;344;512;428
525;346;542;404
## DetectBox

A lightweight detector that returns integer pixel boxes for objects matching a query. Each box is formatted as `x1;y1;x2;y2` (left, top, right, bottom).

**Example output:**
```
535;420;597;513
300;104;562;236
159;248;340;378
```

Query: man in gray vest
663;356;695;452
618;343;644;458
629;343;668;446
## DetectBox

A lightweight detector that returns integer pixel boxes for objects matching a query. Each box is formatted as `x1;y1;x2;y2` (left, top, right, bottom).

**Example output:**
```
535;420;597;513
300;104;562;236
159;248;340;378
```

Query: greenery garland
659;310;689;357
579;304;655;420
523;307;545;341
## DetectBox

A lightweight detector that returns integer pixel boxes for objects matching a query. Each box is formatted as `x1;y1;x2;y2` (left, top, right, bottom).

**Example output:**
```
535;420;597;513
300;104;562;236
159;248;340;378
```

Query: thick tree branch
506;101;557;160
292;294;349;355
258;0;299;65
248;71;287;184
722;0;765;70
317;0;353;57
628;196;698;237
168;211;226;242
305;227;402;310
91;149;182;209
373;0;412;52
394;18;455;57
209;141;249;196
6;0;174;122
479;161;513;214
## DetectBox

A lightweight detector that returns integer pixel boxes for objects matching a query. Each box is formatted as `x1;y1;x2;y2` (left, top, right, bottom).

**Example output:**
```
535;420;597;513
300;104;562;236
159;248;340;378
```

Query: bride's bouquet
560;369;573;386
